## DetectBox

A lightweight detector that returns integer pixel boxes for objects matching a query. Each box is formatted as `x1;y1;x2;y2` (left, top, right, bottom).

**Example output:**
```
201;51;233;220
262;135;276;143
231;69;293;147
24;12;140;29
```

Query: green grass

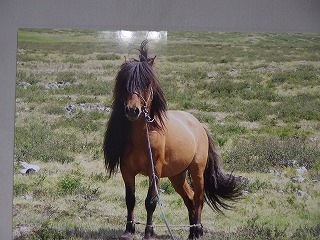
96;53;121;61
14;29;320;239
224;135;320;172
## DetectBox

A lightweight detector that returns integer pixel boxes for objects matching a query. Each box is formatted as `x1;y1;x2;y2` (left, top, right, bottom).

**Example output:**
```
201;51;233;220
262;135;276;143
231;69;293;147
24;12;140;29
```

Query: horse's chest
122;134;164;175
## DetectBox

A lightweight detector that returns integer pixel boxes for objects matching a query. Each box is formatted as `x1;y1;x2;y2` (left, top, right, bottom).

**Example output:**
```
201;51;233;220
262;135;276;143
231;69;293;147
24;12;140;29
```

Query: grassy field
14;29;320;239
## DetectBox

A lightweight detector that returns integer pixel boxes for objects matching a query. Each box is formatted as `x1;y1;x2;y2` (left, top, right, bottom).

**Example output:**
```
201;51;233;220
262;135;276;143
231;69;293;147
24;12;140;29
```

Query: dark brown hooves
188;224;203;239
143;225;155;239
120;231;134;240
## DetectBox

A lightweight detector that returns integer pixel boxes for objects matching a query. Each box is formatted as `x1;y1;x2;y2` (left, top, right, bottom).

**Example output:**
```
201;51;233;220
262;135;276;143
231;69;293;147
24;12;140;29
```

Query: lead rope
143;110;176;240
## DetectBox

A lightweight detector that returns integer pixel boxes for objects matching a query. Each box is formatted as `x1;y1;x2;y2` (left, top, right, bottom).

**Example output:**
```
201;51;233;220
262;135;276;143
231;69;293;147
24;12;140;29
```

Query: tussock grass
15;121;77;163
96;53;121;61
224;135;320;172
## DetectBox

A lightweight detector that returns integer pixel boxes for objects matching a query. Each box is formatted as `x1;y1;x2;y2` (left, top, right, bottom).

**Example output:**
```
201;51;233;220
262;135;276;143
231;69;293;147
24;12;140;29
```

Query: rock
296;190;311;199
17;225;34;235
39;81;71;89
228;69;240;77
279;160;299;167
66;105;75;115
269;169;282;177
18;82;31;89
21;194;33;200
291;176;306;183
84;194;93;200
57;81;70;88
309;137;317;142
20;162;40;174
296;167;308;176
65;103;110;115
242;190;249;196
291;167;308;183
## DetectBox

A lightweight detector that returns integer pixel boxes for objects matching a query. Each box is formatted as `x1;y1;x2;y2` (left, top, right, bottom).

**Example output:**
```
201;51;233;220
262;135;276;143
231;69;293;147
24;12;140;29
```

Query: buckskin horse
103;40;242;239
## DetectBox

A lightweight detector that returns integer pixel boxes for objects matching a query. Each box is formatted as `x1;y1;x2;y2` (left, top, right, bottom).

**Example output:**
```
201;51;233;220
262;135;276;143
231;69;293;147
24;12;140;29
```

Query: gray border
1;1;319;239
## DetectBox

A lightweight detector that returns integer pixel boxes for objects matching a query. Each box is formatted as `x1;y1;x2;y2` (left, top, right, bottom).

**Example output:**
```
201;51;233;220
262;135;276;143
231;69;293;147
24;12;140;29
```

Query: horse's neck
129;119;148;142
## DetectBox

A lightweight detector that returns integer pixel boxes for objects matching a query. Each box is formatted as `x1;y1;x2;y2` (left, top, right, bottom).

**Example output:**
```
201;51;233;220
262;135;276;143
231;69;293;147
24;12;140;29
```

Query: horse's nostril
125;106;140;120
134;107;140;116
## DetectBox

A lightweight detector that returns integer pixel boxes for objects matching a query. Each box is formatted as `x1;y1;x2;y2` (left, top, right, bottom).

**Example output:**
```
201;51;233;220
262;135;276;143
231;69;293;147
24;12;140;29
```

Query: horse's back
166;110;206;139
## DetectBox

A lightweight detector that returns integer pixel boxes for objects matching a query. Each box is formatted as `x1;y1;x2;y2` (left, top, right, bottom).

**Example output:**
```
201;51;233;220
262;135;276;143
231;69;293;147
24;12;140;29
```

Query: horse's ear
148;56;157;66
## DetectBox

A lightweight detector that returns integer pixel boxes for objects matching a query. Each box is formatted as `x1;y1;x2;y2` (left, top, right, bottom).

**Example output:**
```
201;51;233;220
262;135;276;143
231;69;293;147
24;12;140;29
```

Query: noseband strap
133;88;153;109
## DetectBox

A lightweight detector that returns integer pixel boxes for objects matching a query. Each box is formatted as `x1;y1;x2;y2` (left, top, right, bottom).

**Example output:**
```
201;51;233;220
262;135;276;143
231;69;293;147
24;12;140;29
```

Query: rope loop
142;108;154;122
145;121;176;240
125;220;204;229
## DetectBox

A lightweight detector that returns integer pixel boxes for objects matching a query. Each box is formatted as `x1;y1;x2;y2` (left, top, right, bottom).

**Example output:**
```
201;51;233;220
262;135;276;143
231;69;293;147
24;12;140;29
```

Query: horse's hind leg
143;175;159;239
168;172;196;237
188;165;206;239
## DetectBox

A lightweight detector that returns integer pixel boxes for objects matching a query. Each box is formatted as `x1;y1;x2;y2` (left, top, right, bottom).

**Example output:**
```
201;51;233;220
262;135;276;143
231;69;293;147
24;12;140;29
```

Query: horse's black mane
103;40;167;176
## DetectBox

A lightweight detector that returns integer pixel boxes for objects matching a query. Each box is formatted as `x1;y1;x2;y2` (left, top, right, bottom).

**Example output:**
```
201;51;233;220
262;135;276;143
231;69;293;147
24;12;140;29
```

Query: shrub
180;66;208;81
15;222;67;240
246;179;270;193
276;93;320;121
241;84;280;102
55;80;112;96
241;102;269;122
160;179;175;194
58;174;82;194
63;55;86;63
271;65;319;86
14;181;31;196
96;53;120;60
17;71;42;85
205;79;249;98
56;71;77;83
15;121;76;163
42;105;65;115
224;135;320;172
212;215;288;239
57;111;103;133
291;224;320;240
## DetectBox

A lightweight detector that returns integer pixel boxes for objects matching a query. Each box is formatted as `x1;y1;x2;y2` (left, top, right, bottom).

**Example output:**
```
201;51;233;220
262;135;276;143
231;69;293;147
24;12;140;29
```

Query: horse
103;40;242;239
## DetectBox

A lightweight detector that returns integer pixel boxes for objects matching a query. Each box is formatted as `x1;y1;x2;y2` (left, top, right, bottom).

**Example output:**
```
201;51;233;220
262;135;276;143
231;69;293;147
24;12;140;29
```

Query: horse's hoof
189;224;203;239
143;225;155;239
142;236;156;240
120;231;134;240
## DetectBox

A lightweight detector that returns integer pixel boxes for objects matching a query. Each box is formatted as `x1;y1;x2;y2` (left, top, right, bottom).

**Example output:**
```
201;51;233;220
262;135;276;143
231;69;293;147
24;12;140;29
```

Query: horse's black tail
203;129;243;214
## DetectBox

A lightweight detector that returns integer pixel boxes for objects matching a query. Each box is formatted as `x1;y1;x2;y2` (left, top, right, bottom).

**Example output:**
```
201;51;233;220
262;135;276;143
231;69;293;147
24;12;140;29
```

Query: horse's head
113;40;167;127
124;86;153;121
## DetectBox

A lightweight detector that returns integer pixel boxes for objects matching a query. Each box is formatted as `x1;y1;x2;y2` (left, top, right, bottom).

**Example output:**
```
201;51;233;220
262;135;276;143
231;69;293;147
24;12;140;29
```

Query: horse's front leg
121;175;136;240
143;174;159;239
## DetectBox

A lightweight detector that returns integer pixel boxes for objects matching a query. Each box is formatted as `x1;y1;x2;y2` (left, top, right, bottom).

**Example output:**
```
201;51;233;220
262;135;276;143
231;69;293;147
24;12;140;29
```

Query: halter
133;88;154;122
133;88;153;109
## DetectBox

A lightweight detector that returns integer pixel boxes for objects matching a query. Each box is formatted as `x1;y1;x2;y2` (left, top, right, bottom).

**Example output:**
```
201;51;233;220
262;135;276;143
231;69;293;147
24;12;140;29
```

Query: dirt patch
238;121;262;129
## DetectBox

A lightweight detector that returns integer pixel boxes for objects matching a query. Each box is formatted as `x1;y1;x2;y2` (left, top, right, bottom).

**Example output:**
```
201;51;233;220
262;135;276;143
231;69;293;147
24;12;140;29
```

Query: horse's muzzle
125;106;141;121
